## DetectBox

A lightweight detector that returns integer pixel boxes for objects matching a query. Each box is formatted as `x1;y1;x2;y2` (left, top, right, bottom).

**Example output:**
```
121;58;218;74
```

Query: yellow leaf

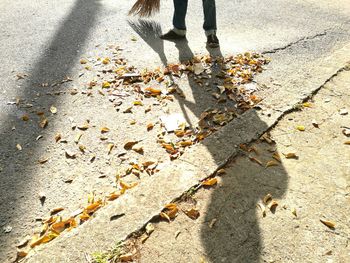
163;203;178;219
100;127;110;133
50;106;57;114
80;212;90;222
320;218;335;228
30;231;58;248
120;181;138;191
107;192;121;201
145;87;162;96
107;143;114;154
296;125;305;131
102;57;110;65
291;208;297;217
202;178;218;186
74;133;83;143
50;221;66;234
184;208;200;220
78;144;86;153
266;160;279;168
178;140;193;147
102;81;111;89
302;102;312;108
78;122;89;130
85;200;102;214
133;100;143;106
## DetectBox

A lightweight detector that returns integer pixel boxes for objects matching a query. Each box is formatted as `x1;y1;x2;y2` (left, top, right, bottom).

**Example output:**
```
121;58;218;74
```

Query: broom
129;0;160;17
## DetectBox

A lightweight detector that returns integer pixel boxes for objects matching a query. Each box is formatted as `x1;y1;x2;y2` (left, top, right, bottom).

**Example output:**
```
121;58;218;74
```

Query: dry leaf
291;208;297;217
339;109;348;115
78;122;89;130
159;212;171;222
80;212;90;222
202;178;218;186
209;218;217;229
344;141;350;145
85;201;102;214
184;208;200;220
39;118;48;128
267;200;278;210
100;127;110;133
216;169;226;175
50;207;64;215
38;157;49;164
132;146;143;154
162;203;178;219
257;203;266;217
320;218;335;228
107;192;121;201
272;152;281;162
302;102;312;108
124;141;138;150
50;106;57;114
107;143;115;154
74;133;83;143
55;133;62;142
266;160;279;168
145;87;162;96
263;194;272;204
296;125;305;131
102;57;110;65
30;232;58;248
123;107;133;113
178;140;193;147
80;58;88;64
120;181;138;192
147;123;154;131
78;144;86;153
16;144;22;151
133;100;143;106
283;152;298;159
120;253;133;262
145;223;155;235
22;114;29;121
312;119;319;128
102;81;111;89
249;156;263;166
65;149;77;158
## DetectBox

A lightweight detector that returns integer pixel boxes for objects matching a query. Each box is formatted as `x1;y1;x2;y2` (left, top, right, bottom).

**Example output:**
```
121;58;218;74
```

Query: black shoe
160;30;186;40
207;34;219;48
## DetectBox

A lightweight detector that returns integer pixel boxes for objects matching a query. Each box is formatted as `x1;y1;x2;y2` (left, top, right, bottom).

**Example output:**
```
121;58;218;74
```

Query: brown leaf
267;200;278;211
263;194;272;205
50;207;64;215
257;203;266;217
120;253;133;262
249;156;263;166
283;152;298;159
55;133;62;142
344;141;350;145
39;118;48;129
184;208;200;220
132;146;143;154
216;169;226;175
266;160;279;168
22;114;29;121
272;152;281;162
107;143;115;154
85;200;102;214
100;127;110;133
320;218;335;228
107;192;121;201
202;178;218;186
145;87;162;96
147;123;154;131
65;149;77;158
78;122;89;130
124;141;138;150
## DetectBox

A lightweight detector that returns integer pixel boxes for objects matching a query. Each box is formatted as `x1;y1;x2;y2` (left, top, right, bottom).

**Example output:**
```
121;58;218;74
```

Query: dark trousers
173;0;217;33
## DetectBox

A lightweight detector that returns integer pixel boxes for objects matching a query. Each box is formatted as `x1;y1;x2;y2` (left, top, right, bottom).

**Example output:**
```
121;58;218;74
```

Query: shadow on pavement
130;19;289;262
0;0;101;261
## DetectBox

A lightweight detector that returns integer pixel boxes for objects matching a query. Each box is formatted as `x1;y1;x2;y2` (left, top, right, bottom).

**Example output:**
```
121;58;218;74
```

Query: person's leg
202;0;217;35
160;0;188;39
203;0;219;47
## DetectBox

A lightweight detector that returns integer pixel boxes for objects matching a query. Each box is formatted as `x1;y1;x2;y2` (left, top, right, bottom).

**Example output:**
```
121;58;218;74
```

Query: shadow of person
0;0;102;261
129;20;288;262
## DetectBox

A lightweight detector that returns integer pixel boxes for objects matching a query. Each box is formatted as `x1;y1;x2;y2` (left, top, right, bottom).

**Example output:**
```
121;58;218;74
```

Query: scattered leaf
133;100;143;106
107;143;115;154
266;160;279;168
216;169;226;175
50;106;57;114
78;122;89;130
16;144;22;151
120;253;133;262
339;109;348;115
184;208;200;220
209;218;217;229
291;208;297;217
74;133;83;143
202;178;217;186
257;203;266;217
283;152;298;159
263;194;272;204
55;133;62;142
344;141;350;145
102;81;111;89
38;157;49;164
50;207;64;215
312;119;319;128
320;218;335;228
272;152;281;162
100;127;110;133
145;223;155;235
22;114;29;121
65;149;77;158
267;200;278;211
102;57;110;65
124;141;138;150
249;156;263;166
39;118;48;129
147;123;154;131
296;125;305;131
132;146;143;154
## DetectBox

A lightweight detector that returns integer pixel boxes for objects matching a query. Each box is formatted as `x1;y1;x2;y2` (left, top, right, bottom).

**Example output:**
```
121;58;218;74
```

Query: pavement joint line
24;43;350;262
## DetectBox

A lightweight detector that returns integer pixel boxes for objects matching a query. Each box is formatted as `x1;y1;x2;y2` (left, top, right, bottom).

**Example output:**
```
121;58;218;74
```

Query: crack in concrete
262;31;328;54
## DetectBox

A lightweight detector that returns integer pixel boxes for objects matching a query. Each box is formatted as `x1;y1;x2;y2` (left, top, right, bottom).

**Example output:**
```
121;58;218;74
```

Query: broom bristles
129;0;160;17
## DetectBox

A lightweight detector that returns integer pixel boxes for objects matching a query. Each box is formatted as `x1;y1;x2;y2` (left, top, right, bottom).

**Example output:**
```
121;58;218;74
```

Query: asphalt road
0;0;349;261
